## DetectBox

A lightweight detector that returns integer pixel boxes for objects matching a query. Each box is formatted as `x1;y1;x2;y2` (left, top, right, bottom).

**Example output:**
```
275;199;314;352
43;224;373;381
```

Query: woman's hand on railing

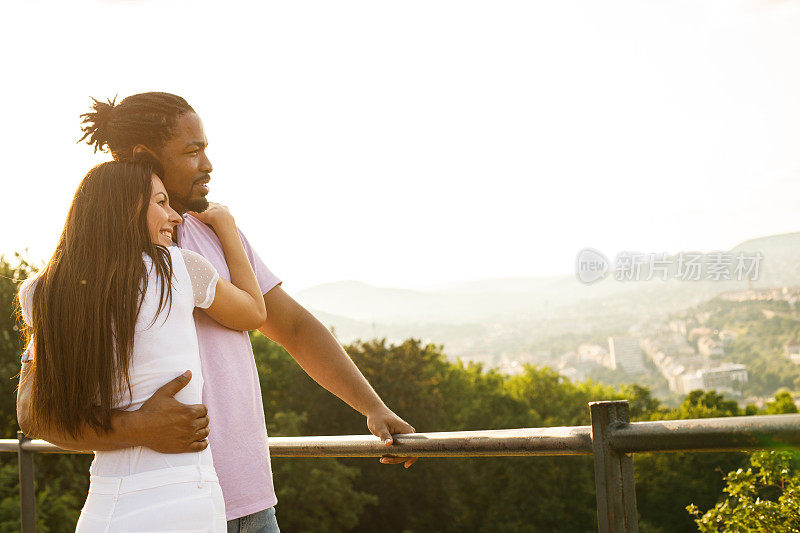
366;406;418;468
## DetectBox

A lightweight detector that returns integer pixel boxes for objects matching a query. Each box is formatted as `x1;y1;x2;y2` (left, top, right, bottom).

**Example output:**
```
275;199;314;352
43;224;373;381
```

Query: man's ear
132;144;159;160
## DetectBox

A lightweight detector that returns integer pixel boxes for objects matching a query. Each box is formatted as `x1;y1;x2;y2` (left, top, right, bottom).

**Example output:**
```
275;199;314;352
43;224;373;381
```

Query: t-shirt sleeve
237;227;282;295
180;248;220;309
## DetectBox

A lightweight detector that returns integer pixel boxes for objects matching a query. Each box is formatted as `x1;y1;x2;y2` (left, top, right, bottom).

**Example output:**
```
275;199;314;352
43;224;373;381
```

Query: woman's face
147;174;182;246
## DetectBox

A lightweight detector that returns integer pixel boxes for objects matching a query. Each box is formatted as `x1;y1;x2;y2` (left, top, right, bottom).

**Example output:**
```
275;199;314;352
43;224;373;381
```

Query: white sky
2;0;800;291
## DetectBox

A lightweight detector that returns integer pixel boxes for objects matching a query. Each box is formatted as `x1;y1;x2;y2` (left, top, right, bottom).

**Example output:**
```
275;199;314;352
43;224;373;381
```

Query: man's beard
183;174;211;213
185;196;209;213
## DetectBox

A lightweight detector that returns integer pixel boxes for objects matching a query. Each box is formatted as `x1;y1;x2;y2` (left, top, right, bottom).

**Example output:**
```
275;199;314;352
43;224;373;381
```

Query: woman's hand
188;202;235;233
367;406;419;468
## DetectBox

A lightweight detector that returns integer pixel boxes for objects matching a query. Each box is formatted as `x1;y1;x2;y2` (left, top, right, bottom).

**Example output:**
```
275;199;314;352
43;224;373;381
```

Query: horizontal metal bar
5;413;798;459
269;427;594;457
0;440;22;453
0;426;594;458
0;440;89;454
19;440;88;454
610;413;800;453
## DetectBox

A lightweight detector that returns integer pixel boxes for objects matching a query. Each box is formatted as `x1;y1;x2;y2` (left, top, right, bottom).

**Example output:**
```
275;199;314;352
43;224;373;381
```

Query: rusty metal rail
610;413;800;453
4;400;800;533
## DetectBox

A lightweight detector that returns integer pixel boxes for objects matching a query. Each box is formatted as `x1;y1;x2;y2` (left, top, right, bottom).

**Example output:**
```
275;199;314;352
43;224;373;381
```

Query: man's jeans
227;507;280;533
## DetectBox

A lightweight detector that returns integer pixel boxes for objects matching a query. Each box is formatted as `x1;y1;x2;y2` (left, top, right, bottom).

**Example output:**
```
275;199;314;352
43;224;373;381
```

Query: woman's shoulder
143;245;182;261
168;244;184;259
164;245;192;278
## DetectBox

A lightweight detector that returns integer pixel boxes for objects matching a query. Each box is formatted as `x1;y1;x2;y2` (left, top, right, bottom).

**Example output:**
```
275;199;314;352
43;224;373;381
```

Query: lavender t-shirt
177;214;281;520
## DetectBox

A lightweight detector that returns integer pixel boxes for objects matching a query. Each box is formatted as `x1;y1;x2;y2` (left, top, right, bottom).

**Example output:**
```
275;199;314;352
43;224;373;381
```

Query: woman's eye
159;200;166;206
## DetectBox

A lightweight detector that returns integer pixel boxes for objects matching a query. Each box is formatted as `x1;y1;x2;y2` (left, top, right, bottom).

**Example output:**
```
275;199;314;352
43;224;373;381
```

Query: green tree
634;390;747;533
688;451;800;532
764;391;798;415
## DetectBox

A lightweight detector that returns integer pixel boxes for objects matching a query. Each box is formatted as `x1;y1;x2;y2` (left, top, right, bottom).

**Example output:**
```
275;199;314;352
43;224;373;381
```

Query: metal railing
3;400;800;533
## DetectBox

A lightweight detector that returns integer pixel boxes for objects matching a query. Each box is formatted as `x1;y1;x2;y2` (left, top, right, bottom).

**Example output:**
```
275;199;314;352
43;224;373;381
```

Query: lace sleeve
180;249;220;309
18;275;39;327
18;277;37;363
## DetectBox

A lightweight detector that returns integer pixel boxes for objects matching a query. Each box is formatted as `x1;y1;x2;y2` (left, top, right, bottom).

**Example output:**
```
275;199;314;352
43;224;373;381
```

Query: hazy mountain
294;280;461;322
732;231;800;288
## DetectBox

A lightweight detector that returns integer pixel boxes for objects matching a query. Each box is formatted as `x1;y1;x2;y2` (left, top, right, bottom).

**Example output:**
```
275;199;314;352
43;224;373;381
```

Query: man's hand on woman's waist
134;369;210;454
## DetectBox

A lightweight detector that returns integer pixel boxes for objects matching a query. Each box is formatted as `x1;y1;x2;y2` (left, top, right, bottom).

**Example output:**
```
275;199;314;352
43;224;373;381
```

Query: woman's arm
190;203;267;330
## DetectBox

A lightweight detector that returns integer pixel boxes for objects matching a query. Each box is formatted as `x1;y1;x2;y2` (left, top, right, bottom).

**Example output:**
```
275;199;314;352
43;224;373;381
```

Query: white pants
75;464;226;532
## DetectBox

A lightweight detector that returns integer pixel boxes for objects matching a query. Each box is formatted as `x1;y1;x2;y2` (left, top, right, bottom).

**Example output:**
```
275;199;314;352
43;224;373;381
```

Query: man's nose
200;152;213;174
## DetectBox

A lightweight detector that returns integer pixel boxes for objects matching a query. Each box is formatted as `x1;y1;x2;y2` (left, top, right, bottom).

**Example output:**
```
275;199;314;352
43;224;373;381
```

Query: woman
18;160;266;531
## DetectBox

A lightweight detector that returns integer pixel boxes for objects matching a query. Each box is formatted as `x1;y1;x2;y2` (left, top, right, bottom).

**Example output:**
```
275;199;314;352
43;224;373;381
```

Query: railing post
17;431;36;533
590;401;638;533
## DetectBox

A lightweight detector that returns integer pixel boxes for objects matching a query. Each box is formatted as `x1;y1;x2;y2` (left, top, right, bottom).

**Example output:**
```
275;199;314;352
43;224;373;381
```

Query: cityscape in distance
295;231;800;407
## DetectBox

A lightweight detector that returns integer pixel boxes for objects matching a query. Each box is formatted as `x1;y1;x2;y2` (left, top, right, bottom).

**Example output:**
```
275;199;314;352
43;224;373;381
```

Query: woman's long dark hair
22;161;174;438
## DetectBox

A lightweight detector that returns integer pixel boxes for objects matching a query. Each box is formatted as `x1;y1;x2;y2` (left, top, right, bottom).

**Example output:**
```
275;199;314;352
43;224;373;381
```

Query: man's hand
135;370;210;454
367;406;419;469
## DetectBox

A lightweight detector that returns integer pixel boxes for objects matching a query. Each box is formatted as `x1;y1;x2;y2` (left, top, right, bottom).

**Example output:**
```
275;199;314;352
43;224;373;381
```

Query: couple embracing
16;92;417;532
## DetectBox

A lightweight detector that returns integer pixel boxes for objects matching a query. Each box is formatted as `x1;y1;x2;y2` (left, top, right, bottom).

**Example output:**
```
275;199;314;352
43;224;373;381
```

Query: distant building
676;372;704;395
577;343;613;368
656;333;696;357
660;354;708;394
700;363;748;393
668;319;688;336
688;327;712;343
608;336;647;374
677;363;748;395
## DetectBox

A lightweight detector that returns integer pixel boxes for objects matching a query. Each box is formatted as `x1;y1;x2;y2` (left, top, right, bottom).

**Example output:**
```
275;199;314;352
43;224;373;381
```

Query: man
17;92;417;532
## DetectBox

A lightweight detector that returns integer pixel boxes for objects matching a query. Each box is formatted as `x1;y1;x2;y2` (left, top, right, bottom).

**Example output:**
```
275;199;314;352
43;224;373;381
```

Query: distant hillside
296;280;463;322
296;232;800;359
732;232;800;288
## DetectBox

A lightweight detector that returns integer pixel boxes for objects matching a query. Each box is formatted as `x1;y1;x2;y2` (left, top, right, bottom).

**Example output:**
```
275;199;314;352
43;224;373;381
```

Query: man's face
155;112;213;214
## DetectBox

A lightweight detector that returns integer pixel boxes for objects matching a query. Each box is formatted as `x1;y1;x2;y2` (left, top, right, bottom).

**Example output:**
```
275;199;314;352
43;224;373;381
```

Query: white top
19;246;220;477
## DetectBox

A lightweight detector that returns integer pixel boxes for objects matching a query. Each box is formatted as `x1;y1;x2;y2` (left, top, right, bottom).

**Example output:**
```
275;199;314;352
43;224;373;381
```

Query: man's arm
17;363;210;453
258;286;418;468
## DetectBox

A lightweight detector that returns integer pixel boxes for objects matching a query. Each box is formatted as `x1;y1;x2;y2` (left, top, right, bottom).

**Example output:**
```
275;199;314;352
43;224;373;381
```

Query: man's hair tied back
79;96;118;154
